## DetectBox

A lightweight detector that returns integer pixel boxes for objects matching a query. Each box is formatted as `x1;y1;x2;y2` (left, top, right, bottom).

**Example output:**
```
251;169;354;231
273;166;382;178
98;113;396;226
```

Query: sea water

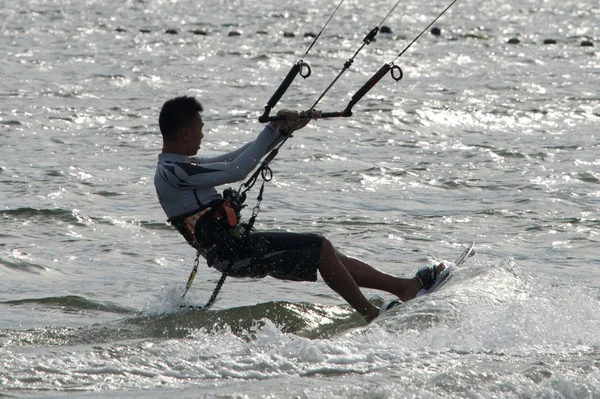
1;0;598;397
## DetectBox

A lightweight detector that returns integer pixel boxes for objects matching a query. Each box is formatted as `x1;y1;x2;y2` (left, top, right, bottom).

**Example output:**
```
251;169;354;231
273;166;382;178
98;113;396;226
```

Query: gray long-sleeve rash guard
154;123;286;220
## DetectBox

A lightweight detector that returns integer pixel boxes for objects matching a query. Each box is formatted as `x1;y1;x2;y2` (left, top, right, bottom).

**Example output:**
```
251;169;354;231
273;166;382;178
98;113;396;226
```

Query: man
154;96;444;322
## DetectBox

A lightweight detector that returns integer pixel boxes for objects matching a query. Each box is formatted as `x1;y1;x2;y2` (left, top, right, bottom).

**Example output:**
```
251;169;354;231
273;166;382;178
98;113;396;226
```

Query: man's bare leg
335;250;445;301
317;238;445;321
317;238;380;321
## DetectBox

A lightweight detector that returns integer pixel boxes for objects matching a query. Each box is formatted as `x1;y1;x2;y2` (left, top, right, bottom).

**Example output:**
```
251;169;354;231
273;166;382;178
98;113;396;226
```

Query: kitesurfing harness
169;187;248;308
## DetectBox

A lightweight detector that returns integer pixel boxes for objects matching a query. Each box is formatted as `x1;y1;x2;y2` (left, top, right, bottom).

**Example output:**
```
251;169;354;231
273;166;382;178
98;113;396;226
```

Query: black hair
158;96;203;140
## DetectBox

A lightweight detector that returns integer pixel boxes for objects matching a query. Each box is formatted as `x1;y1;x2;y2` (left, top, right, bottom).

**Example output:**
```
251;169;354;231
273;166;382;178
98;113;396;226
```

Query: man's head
159;96;204;155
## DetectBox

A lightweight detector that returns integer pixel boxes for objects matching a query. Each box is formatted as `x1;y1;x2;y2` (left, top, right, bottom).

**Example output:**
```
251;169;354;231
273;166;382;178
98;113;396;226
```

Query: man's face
182;113;204;155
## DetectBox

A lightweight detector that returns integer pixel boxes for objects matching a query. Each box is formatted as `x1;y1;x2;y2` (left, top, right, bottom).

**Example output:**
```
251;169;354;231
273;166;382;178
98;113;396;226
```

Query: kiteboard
415;242;475;298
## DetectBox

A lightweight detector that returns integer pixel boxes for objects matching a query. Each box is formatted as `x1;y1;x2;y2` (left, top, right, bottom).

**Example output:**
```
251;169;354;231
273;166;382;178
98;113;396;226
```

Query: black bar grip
262;111;350;122
266;63;301;108
319;111;350;118
351;64;391;105
264;114;287;122
258;63;301;123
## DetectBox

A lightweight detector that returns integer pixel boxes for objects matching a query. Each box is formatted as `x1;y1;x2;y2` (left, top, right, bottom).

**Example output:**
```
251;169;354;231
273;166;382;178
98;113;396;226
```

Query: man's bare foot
398;263;446;302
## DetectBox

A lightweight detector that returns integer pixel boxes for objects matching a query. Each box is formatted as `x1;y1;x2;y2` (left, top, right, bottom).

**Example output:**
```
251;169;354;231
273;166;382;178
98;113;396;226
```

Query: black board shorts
207;231;324;282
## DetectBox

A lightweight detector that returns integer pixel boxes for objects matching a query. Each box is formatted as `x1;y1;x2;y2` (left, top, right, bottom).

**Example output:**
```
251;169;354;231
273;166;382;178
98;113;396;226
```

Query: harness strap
183;206;212;246
169;201;240;257
213;200;238;227
168;207;211;254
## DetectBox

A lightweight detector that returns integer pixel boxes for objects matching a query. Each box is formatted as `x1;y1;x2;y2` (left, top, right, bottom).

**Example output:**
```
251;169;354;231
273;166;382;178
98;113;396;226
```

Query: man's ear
180;126;190;142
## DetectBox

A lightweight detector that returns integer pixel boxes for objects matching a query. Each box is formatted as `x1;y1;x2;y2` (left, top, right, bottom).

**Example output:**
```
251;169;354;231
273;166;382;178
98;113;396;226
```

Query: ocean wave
0;207;83;224
0;256;48;273
2;295;135;315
